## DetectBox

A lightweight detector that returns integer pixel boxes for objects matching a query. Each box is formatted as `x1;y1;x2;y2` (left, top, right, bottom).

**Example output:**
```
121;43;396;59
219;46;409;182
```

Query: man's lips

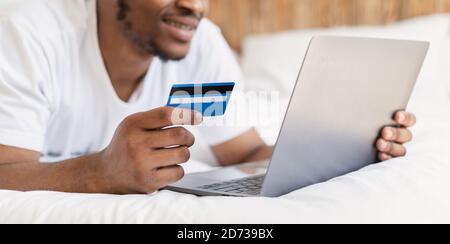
162;15;200;43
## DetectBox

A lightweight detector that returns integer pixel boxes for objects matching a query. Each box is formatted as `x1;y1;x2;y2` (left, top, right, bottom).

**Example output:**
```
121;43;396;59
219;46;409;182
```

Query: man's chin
131;39;189;61
152;41;191;61
157;52;188;61
156;49;190;61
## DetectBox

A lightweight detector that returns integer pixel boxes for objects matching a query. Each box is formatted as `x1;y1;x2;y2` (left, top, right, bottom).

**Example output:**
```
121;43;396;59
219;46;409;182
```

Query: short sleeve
0;19;52;151
191;20;252;146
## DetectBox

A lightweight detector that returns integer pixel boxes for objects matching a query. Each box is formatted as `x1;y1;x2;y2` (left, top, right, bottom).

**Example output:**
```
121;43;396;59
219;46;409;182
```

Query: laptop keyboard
198;175;265;195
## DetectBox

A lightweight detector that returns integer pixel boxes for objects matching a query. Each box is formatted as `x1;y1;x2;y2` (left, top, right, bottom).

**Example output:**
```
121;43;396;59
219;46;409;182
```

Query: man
0;0;415;194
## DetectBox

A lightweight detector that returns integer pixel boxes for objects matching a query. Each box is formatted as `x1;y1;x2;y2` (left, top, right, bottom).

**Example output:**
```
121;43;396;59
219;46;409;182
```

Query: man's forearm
243;145;274;163
0;154;103;193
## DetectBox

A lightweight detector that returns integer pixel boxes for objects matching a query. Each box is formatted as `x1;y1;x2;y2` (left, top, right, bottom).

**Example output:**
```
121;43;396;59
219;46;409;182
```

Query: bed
1;10;450;223
1;93;449;223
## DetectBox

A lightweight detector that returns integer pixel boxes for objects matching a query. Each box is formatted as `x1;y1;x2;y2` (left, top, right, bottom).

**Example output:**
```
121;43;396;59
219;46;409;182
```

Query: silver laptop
166;36;429;197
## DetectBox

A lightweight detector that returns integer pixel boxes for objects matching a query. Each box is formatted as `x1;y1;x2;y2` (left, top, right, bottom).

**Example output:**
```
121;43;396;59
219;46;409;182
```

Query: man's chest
40;74;156;161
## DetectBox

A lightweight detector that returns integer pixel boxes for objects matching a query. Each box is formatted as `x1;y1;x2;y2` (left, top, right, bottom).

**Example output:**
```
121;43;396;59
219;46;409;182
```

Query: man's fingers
150;146;191;168
378;152;393;161
143;127;195;149
395;111;416;127
376;139;407;157
381;127;413;144
131;107;203;130
376;111;415;161
154;165;185;189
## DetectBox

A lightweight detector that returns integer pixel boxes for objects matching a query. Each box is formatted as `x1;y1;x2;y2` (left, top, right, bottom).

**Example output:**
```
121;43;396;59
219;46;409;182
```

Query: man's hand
93;107;203;194
376;111;416;161
0;107;202;194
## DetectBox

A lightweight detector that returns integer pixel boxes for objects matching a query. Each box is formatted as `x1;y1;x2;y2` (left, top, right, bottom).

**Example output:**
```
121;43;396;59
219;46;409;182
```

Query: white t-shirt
0;0;249;162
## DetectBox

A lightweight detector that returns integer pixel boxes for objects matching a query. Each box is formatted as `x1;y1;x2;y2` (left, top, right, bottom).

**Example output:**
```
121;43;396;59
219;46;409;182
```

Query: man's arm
0;146;102;193
211;128;273;166
212;111;417;166
0;107;202;194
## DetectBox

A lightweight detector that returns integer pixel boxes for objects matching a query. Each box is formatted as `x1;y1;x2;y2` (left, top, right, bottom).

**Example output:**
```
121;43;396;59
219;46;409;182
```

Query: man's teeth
165;20;195;31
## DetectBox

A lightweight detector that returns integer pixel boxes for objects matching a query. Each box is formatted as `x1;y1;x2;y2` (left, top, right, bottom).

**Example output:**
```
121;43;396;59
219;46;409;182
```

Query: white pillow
241;14;450;99
240;14;450;144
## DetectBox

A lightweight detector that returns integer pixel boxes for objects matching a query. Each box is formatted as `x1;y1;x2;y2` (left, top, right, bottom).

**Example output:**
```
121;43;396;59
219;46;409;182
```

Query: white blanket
0;92;449;224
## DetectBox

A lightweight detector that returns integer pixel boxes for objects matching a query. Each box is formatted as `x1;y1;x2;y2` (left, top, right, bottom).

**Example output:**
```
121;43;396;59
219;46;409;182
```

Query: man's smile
162;15;200;43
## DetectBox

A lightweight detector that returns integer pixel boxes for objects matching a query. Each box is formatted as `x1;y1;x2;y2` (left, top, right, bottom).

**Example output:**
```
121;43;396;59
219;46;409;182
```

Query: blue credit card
167;82;235;117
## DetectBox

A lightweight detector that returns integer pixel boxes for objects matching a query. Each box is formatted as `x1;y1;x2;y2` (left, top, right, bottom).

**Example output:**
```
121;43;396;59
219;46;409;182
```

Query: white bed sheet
0;94;449;224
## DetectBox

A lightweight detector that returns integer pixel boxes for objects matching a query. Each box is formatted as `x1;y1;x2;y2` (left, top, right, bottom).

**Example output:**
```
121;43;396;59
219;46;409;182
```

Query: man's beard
116;0;173;61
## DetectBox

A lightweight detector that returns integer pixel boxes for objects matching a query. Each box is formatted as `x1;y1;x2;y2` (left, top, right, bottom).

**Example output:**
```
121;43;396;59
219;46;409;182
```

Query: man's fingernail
384;128;394;139
194;111;203;123
397;112;406;122
379;140;388;150
381;153;392;161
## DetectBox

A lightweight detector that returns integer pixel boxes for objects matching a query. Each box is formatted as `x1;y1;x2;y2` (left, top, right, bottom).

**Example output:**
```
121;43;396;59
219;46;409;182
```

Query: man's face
117;0;208;60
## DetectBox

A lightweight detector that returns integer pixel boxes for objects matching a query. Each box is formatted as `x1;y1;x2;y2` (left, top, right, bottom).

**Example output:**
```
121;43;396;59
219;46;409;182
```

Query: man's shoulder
0;0;91;38
195;18;222;40
183;18;227;59
171;18;241;80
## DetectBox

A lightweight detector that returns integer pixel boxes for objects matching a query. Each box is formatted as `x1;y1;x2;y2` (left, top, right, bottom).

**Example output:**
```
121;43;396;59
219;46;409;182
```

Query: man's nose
175;0;207;18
